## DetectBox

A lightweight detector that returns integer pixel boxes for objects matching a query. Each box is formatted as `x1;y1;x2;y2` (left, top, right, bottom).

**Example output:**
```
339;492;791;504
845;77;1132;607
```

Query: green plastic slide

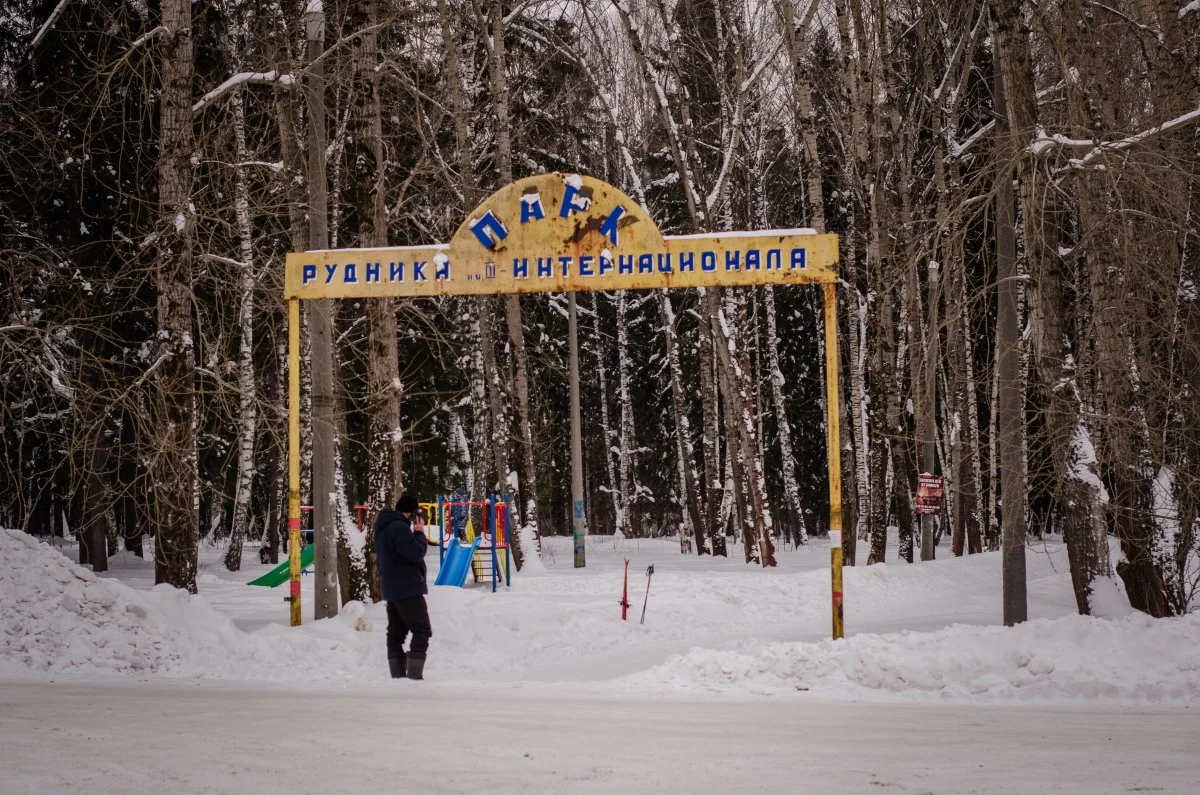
248;545;315;587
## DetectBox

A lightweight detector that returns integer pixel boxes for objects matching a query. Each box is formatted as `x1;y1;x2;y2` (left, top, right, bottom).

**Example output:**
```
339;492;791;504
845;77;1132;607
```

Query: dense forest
1;0;1197;616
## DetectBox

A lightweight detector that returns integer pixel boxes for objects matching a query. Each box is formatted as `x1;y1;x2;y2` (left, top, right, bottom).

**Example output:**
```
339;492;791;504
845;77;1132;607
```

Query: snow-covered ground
4;679;1197;795
3;527;1198;793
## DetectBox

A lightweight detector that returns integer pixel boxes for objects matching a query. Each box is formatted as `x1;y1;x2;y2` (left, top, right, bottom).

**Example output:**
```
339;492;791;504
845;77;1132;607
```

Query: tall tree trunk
1027;0;1108;614
836;0;872;560
264;34;306;570
990;8;1029;623
764;284;806;545
590;294;621;534
439;0;491;508
485;0;533;567
615;290;636;537
349;0;398;606
700;292;725;556
153;0;198;592
225;94;257;573
658;291;708;553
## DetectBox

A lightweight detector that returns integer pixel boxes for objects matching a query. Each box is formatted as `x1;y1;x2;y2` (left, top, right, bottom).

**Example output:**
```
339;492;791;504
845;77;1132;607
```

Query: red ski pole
620;558;630;620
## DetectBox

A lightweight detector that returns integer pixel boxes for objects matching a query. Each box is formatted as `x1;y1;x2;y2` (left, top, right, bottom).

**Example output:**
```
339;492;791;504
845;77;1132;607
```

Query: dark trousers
386;596;432;660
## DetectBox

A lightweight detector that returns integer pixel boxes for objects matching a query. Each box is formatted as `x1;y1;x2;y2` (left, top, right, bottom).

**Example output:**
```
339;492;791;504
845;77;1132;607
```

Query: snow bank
0;529;376;680
623;612;1200;704
8;526;1198;705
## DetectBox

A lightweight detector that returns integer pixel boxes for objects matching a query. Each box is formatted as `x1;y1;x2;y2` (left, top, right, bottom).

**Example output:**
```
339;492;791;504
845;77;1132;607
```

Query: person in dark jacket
374;493;432;680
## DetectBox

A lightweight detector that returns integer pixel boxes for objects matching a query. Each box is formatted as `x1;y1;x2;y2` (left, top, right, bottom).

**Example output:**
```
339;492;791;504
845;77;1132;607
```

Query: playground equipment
434;495;511;592
249;545;314;587
249;503;368;586
433;536;482;587
249;496;511;592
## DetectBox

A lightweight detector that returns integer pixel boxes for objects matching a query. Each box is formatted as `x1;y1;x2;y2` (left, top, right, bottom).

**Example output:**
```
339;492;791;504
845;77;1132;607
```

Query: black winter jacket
374;509;429;601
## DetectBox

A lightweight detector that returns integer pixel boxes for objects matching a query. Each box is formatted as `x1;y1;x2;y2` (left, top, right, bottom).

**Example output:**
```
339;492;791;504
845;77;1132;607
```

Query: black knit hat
395;493;419;514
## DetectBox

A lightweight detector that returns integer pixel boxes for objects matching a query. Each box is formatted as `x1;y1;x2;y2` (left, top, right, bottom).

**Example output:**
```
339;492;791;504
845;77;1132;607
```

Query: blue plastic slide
434;537;482;587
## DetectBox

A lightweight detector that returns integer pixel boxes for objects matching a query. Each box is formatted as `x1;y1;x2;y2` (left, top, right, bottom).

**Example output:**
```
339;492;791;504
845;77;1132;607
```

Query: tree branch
192;71;296;115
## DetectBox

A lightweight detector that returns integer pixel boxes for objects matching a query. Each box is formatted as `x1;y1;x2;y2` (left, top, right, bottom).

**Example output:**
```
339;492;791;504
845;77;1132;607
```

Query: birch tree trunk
700;298;725;556
658;291;708;553
615;290;636;537
590;294;621;533
225;94;257;572
153;0;198;592
764;284;806;544
779;0;825;234
836;0;872;560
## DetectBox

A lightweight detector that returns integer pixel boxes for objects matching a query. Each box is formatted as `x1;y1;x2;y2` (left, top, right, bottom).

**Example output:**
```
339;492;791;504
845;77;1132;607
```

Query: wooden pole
305;1;338;620
288;298;302;627
823;282;845;639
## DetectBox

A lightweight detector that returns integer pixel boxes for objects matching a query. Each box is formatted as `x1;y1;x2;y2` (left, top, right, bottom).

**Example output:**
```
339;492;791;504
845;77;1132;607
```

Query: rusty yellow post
288;297;302;627
823;282;845;640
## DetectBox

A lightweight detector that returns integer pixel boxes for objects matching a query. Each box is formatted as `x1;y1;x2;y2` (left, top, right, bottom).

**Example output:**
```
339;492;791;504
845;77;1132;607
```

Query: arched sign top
449;173;665;259
285;172;837;299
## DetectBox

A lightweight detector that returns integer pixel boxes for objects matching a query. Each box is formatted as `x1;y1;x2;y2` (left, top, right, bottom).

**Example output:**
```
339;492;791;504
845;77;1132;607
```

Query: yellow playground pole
288;298;302;627
823;282;845;640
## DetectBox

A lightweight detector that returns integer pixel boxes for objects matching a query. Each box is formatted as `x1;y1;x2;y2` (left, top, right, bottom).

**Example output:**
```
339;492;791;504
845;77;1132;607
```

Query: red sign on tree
916;473;944;515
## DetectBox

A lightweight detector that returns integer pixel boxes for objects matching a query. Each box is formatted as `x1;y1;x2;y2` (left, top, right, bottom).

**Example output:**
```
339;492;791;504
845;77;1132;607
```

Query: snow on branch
192;71;296;115
950;81;1064;160
128;26;167;53
1030;106;1200;168
29;0;72;51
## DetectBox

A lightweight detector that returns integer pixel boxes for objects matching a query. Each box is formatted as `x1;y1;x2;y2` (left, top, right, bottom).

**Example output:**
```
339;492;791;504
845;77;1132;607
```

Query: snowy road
2;679;1195;795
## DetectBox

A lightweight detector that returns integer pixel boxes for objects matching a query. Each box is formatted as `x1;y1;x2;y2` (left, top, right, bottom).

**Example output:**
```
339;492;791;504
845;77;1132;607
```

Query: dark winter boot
388;657;406;679
405;655;426;680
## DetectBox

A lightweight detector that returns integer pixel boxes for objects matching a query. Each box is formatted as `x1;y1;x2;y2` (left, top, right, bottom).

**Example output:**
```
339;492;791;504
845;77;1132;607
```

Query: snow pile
623;612;1200;703
0;529;376;680
1;530;180;674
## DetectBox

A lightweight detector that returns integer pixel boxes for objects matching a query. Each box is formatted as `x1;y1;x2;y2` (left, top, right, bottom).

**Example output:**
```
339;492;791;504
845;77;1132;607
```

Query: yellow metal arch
285;173;844;639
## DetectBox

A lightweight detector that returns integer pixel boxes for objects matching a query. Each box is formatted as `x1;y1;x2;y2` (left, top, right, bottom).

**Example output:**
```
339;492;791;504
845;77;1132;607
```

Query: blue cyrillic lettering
513;258;528;279
791;248;806;269
469;210;508;250
538;257;553;278
701;251;716;271
560;183;592;218
679;253;695;272
579;256;594;276
599;206;625;245
520;195;545;223
302;264;317;284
